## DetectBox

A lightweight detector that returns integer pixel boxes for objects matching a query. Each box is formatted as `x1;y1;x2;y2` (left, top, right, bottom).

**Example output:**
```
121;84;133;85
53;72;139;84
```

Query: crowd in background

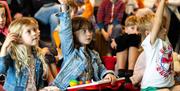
0;0;180;91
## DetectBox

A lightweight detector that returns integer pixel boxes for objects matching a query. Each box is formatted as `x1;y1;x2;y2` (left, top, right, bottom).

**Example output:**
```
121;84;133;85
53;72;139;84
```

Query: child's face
0;7;6;29
125;25;139;34
21;26;40;46
75;29;93;46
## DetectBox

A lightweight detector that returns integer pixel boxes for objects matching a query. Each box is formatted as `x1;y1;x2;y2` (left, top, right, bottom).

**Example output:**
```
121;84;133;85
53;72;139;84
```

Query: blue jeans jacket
53;11;114;90
0;55;44;91
34;3;60;38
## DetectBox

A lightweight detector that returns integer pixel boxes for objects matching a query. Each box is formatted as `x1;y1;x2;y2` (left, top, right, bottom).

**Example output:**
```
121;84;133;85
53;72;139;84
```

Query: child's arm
111;39;117;49
57;0;74;57
93;51;116;80
130;51;146;85
150;0;166;44
167;0;180;6
0;33;17;73
0;33;17;56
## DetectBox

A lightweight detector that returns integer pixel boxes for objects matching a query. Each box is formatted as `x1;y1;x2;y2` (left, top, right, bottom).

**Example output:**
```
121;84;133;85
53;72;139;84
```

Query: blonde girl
0;17;48;91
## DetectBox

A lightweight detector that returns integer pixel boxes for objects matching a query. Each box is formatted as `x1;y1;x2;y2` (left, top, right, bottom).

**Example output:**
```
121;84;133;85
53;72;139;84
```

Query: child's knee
157;88;170;91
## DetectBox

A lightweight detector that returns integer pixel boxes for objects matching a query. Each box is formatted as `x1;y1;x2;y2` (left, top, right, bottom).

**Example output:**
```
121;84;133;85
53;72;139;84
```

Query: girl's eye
0;13;5;18
33;28;37;32
27;30;31;33
83;30;87;33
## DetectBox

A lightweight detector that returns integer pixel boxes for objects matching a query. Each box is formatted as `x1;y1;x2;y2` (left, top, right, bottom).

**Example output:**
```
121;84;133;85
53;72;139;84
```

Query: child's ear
145;30;150;36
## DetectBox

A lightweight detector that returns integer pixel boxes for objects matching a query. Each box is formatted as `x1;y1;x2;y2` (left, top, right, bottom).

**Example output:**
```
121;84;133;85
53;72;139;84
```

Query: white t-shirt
141;34;174;89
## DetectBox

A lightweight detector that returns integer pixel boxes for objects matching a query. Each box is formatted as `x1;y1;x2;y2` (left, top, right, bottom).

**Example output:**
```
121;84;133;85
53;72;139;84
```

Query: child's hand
2;33;18;49
103;74;117;85
130;76;139;85
101;29;110;41
39;86;60;91
0;33;19;56
14;13;23;19
58;0;68;4
107;24;113;36
111;39;117;49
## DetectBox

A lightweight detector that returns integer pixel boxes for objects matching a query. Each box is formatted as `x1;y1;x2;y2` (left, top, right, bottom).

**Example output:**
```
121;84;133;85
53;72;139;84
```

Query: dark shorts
115;34;141;52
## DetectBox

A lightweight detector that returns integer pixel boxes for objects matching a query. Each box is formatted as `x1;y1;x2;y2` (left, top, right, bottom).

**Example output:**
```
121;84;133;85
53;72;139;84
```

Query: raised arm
167;0;180;6
57;0;74;56
150;0;166;44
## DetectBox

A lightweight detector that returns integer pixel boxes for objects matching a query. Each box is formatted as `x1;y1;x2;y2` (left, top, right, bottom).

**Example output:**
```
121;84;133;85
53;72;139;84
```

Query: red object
0;85;4;91
102;56;117;70
124;83;139;91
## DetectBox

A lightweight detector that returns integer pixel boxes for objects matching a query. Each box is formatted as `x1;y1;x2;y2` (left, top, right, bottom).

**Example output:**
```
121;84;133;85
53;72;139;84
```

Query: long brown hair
72;16;94;49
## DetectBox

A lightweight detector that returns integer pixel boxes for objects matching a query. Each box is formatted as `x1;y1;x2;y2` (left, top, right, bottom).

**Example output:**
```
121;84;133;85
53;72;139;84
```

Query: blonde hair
125;15;140;27
138;13;155;40
8;17;48;78
122;15;141;34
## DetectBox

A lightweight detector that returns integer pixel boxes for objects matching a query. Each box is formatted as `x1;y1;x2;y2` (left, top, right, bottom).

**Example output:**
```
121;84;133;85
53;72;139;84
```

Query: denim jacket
53;11;114;90
0;55;44;91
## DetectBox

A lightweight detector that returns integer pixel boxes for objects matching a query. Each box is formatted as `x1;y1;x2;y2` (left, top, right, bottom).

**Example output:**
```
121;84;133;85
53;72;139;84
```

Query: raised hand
58;0;68;4
39;86;60;91
0;33;19;56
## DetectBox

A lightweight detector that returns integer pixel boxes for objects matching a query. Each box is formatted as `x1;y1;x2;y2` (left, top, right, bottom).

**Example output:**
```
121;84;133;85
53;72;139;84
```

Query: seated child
41;0;117;90
131;0;179;90
0;17;48;91
111;15;141;83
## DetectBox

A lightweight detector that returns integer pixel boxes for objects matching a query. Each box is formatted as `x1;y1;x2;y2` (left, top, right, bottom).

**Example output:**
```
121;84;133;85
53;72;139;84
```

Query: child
137;0;175;90
44;0;117;90
111;15;141;83
129;12;155;86
130;3;180;91
0;1;12;50
0;17;48;91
